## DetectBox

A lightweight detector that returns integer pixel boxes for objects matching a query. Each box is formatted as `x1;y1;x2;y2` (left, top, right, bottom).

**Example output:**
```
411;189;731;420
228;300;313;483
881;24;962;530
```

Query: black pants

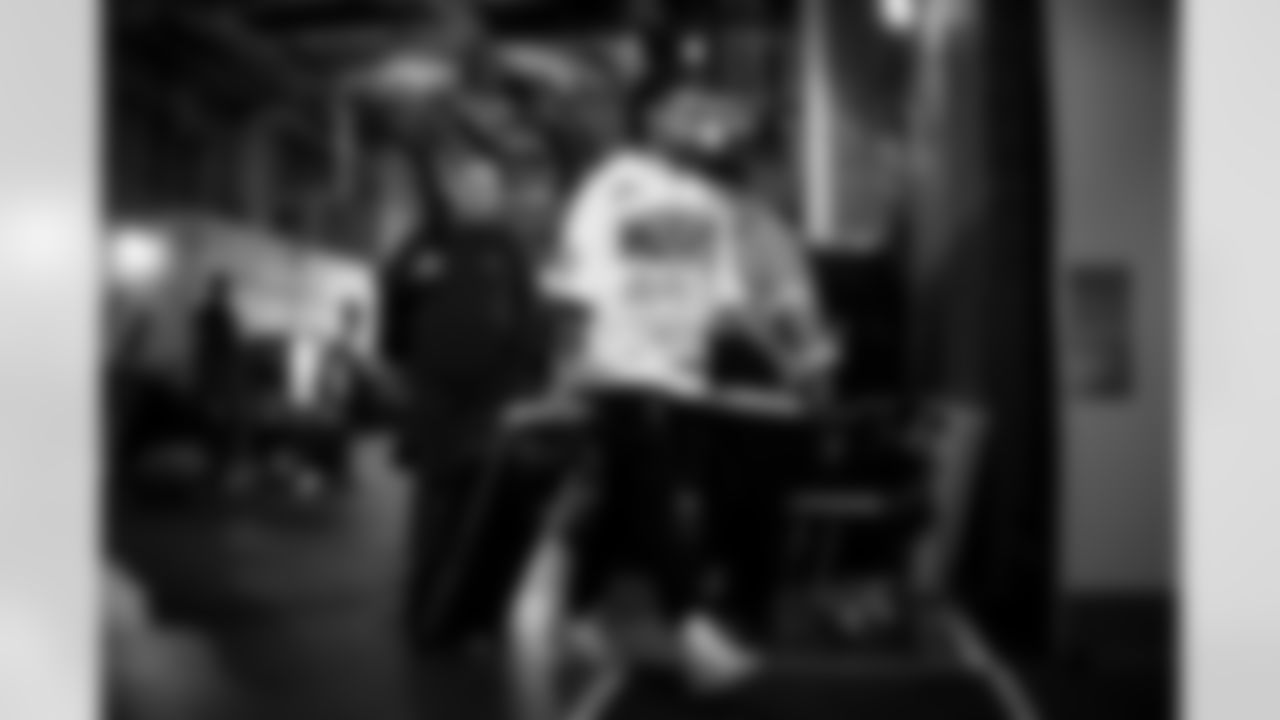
404;378;577;649
571;391;703;621
698;408;797;638
572;391;790;638
403;382;509;646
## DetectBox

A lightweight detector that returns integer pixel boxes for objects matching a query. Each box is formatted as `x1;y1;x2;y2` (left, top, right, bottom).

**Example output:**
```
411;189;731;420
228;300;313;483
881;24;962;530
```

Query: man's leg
402;392;486;649
569;392;762;690
699;408;792;643
610;396;701;622
644;399;764;692
543;393;698;668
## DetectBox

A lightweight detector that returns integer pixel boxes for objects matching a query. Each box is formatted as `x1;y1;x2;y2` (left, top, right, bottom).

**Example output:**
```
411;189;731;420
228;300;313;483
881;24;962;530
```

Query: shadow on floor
107;449;1172;720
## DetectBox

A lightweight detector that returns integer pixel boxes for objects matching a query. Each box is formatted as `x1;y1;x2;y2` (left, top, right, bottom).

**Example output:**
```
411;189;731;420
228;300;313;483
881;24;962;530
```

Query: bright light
357;53;458;99
879;0;919;33
287;336;326;409
109;227;170;290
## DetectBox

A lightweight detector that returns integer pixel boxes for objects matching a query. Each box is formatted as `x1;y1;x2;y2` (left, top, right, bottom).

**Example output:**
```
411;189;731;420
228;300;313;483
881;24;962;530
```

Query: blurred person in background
193;273;243;398
371;126;552;651
367;137;454;648
418;136;543;473
315;301;397;420
416;136;558;649
504;145;571;265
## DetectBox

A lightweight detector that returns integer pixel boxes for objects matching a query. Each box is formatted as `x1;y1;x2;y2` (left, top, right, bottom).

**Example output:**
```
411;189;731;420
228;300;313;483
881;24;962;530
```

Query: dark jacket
379;223;548;467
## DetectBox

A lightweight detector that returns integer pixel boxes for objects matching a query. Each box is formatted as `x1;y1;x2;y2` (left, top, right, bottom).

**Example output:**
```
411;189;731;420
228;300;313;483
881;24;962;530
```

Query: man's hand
789;364;838;412
705;385;806;418
502;392;587;432
779;323;842;409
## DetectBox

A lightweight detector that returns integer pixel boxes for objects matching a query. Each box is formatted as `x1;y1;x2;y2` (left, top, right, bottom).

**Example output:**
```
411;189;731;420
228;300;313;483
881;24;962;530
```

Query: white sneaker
676;613;763;694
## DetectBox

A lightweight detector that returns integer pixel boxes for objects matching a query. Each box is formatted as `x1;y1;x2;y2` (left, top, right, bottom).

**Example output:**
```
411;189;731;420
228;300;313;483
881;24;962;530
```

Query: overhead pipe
795;0;838;244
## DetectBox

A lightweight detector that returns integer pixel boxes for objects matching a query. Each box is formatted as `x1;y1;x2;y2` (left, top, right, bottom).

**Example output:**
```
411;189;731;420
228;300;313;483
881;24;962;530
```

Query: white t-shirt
543;151;747;398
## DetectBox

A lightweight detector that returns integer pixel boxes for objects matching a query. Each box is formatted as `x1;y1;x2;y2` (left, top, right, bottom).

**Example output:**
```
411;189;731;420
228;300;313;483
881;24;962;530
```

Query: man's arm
721;201;842;406
503;162;617;429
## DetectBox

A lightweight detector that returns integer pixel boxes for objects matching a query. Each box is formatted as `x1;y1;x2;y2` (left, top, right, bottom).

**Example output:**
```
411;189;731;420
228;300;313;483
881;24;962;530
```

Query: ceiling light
352;52;459;99
879;0;920;34
109;226;171;291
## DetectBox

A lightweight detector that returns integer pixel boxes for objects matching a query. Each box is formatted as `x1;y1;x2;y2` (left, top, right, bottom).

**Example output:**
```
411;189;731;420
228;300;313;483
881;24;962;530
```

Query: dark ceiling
106;0;803;232
109;0;797;152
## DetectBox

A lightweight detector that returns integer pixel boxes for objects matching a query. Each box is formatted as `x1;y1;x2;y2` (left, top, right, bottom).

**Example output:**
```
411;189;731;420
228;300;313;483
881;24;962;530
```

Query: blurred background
102;1;1174;719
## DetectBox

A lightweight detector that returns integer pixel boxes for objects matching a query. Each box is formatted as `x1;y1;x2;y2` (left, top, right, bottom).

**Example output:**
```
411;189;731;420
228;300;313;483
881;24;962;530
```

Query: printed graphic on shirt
620;208;717;261
618;206;721;311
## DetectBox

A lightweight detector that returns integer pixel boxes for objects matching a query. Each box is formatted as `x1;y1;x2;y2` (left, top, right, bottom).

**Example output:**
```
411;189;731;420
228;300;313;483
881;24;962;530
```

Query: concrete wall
1046;0;1175;592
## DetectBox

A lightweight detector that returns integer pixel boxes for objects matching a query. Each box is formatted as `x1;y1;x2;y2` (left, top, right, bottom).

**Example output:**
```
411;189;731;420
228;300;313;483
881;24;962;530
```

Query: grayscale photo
104;0;1174;719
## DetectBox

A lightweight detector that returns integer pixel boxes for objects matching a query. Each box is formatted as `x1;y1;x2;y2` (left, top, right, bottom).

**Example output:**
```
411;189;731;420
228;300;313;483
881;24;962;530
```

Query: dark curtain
908;0;1060;656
